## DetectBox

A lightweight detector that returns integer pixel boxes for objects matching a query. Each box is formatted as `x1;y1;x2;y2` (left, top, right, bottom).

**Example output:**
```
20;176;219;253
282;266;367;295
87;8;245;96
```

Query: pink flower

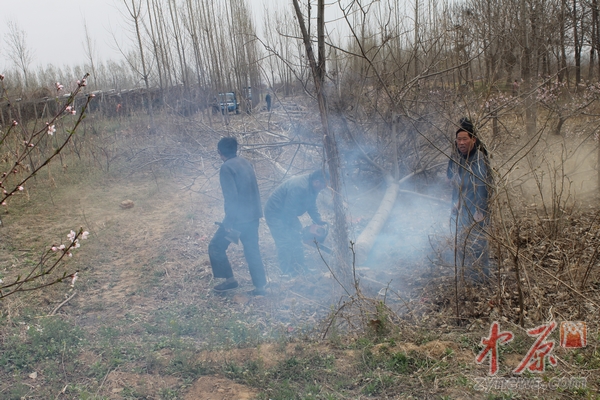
67;230;76;242
70;272;78;287
55;82;63;91
18;186;23;191
47;125;56;135
81;231;89;240
1;202;6;206
51;246;58;252
59;244;66;250
11;120;18;126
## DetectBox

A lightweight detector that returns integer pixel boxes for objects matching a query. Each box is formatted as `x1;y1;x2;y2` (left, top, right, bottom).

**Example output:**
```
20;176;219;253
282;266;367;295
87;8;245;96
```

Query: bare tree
4;20;34;90
292;0;351;279
83;20;99;90
121;0;155;127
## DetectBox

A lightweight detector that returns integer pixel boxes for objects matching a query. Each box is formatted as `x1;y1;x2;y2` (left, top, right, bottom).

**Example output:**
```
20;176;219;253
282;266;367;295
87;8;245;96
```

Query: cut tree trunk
353;163;447;266
353;174;399;265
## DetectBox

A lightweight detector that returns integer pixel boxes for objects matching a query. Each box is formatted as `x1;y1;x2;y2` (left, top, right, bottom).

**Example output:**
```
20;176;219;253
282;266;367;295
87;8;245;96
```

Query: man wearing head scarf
447;118;493;283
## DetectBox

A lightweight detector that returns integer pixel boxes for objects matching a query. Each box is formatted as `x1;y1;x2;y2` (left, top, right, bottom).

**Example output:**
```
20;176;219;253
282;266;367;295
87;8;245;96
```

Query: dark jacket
264;174;323;224
447;146;491;221
220;156;263;227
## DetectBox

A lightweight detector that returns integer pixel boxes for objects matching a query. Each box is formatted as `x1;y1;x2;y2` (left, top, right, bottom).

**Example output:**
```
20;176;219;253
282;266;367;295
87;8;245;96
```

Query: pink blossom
11;120;18;126
51;246;58;252
81;231;89;240
47;125;56;135
58;244;66;250
1;202;6;206
55;82;64;91
67;230;76;242
70;272;78;287
18;186;23;191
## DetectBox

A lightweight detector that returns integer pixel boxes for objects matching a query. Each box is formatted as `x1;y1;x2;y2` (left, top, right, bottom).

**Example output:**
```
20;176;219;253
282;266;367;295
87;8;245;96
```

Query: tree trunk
521;0;536;136
573;0;582;85
291;0;350;279
354;175;399;265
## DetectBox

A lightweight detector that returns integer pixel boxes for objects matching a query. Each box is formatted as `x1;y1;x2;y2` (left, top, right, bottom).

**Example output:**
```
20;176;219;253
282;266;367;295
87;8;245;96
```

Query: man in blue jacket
264;170;329;276
209;137;267;295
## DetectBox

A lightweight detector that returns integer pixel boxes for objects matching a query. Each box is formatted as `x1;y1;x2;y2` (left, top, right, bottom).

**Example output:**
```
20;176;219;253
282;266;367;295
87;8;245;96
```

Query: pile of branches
421;211;600;326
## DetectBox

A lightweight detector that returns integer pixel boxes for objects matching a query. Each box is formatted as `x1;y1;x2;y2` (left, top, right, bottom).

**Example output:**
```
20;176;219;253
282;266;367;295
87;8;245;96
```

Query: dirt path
36;172;352;398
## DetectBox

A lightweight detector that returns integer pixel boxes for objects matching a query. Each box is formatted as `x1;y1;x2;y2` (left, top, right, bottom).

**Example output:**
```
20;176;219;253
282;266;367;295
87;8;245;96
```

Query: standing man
264;170;329;276
209;137;267;295
447;118;492;283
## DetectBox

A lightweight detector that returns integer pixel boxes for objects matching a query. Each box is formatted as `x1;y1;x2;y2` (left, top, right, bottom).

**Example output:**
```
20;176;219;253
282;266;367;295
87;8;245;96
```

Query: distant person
265;93;272;112
447;118;492;283
209;137;267;295
512;80;519;96
264;170;329;276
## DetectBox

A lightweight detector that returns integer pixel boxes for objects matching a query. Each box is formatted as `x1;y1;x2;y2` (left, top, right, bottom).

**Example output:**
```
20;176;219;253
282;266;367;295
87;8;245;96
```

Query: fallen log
352;163;447;265
353;174;399;265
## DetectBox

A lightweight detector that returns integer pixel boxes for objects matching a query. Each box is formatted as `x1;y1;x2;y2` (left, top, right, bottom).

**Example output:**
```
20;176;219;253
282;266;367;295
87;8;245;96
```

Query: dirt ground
0;141;458;398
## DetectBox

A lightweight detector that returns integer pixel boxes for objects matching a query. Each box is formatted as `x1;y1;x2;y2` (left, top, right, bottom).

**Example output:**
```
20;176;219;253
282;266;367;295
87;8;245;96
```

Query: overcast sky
0;0;289;73
0;0;412;76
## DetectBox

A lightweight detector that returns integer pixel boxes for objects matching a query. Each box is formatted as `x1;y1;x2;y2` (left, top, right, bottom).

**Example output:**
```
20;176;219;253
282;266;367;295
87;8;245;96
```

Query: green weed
269;353;335;385
0;317;84;371
361;372;396;395
166;348;208;382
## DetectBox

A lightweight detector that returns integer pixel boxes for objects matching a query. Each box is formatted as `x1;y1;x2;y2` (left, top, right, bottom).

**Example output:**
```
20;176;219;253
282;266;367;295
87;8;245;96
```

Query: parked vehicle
212;92;239;114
